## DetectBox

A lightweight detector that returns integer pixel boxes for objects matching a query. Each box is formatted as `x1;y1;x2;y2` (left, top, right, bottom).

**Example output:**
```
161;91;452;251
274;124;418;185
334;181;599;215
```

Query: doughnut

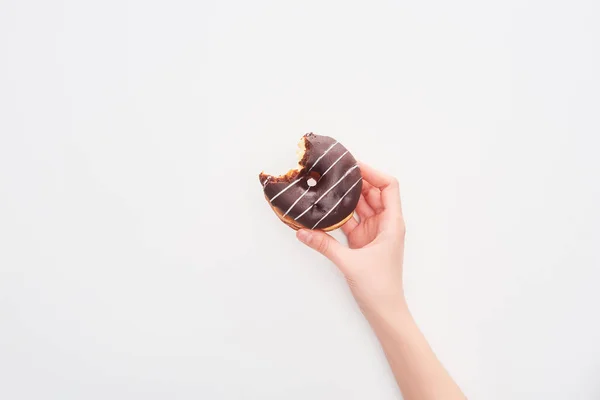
259;133;363;231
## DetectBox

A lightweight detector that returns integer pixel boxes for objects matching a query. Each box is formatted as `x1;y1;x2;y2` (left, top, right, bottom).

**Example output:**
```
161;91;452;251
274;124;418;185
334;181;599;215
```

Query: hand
298;164;467;400
296;162;406;316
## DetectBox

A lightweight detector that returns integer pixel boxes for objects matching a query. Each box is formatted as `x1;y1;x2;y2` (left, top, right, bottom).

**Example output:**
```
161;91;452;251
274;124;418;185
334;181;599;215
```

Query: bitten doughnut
259;133;363;231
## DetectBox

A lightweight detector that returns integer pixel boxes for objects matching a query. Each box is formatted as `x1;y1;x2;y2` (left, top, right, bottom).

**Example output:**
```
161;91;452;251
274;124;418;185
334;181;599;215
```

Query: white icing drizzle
308;141;338;172
262;176;271;188
269;177;302;202
293;202;312;221
318;150;348;181
282;187;310;218
312;164;359;205
312;177;363;229
294;164;359;221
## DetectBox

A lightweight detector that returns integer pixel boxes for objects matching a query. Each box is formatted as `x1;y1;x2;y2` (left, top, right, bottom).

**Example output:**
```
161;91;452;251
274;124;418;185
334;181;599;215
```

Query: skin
296;161;466;400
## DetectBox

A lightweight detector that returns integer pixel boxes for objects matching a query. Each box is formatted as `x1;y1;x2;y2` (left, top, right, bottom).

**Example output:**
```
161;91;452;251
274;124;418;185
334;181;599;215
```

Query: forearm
365;301;466;400
296;163;463;398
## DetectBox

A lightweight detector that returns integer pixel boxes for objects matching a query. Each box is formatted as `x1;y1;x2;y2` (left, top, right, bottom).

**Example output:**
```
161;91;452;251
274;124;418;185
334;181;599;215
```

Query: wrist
357;292;418;341
360;293;410;326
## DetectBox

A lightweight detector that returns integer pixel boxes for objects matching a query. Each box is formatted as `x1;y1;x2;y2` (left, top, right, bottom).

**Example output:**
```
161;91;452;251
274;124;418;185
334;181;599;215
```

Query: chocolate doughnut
259;133;363;231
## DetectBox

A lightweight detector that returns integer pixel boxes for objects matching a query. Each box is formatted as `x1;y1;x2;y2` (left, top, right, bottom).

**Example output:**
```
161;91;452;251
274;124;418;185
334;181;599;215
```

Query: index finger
358;161;394;189
358;161;402;217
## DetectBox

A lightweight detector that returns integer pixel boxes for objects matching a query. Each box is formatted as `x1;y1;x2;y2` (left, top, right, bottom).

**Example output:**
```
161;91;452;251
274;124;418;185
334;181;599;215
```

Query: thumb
296;229;348;265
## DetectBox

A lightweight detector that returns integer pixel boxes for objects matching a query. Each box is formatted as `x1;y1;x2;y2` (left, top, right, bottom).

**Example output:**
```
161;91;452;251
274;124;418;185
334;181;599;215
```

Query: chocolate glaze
259;133;363;230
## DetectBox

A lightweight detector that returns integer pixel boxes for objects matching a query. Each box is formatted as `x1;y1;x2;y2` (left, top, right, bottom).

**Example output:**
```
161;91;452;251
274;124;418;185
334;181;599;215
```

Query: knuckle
397;218;406;236
399;224;406;238
316;236;330;254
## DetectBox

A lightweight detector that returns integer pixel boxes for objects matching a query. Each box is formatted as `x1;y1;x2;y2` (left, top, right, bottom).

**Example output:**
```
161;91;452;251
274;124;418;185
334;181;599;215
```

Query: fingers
358;161;394;189
358;161;402;217
361;181;384;213
341;215;358;236
296;229;348;265
381;177;402;218
355;194;375;219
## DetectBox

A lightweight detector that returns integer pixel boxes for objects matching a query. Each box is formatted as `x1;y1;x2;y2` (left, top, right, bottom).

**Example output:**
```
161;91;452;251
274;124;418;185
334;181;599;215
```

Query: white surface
1;0;599;399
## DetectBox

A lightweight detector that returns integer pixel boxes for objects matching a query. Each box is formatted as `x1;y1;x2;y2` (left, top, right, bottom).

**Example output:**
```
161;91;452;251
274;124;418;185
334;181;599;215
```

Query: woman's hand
296;161;407;317
297;162;467;400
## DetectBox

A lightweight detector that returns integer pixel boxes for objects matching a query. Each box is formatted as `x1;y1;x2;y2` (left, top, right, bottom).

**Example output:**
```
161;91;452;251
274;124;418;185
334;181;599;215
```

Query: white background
1;0;599;399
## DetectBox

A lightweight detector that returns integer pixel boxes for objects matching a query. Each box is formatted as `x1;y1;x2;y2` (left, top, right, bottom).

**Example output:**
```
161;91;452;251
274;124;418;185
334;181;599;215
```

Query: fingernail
296;229;311;244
